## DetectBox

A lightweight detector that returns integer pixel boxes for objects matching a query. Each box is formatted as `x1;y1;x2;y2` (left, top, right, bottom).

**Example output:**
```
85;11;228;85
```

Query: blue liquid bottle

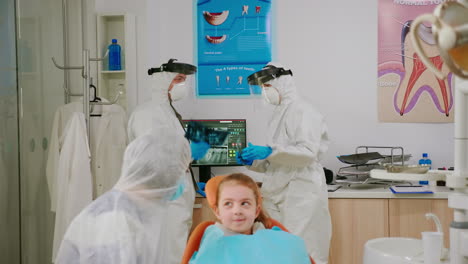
108;39;121;71
418;153;432;185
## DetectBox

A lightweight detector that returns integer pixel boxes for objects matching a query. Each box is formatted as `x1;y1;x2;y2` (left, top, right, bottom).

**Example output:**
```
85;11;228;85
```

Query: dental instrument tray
336;146;412;187
337;152;384;165
384;164;429;174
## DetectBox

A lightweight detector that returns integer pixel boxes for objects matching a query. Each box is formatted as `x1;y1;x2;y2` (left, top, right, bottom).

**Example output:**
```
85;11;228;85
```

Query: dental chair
180;175;316;264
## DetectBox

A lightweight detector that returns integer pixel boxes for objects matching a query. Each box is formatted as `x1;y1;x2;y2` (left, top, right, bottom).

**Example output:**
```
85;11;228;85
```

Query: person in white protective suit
127;59;209;264
55;129;191;264
238;62;332;264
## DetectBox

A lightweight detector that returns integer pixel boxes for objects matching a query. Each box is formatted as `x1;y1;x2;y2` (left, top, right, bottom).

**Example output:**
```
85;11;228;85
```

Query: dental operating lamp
411;1;468;263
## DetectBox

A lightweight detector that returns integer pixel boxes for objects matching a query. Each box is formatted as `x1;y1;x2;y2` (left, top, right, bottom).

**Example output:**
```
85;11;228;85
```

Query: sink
364;237;449;264
363;237;424;264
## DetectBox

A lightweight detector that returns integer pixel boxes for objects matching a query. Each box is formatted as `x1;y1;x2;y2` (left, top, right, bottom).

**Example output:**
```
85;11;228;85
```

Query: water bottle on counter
108;39;121;71
419;153;432;169
418;153;432;185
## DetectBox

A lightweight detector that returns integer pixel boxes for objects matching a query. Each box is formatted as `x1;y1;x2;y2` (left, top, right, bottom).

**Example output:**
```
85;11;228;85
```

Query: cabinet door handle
193;203;202;209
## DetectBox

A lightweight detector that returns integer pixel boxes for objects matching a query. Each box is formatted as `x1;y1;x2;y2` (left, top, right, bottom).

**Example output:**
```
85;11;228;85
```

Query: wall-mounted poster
196;0;273;96
378;0;454;123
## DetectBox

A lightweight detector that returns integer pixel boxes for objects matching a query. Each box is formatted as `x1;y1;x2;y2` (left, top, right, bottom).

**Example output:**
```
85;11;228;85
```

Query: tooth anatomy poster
378;0;454;123
196;0;273;96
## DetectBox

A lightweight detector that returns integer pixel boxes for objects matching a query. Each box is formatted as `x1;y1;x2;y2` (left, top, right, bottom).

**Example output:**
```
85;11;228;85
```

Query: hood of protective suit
114;130;191;199
150;71;179;104
264;62;298;106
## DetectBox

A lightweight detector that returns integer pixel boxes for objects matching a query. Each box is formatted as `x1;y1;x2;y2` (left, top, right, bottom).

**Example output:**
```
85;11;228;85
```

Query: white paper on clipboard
390;186;434;194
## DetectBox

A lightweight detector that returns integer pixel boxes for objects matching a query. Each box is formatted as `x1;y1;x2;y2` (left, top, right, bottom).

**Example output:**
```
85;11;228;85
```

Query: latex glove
190;141;210;160
241;143;272;161
196;182;206;197
236;151;253;166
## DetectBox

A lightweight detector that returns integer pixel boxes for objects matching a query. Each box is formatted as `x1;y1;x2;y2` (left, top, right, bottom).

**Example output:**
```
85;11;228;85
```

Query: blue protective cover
189;225;310;264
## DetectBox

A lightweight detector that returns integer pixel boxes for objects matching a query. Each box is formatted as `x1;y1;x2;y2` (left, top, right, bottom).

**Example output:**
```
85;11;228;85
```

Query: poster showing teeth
378;0;454;123
196;0;273;96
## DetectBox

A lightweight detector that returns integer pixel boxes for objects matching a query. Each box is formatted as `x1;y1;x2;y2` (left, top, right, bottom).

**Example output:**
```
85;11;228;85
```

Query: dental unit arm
411;1;468;263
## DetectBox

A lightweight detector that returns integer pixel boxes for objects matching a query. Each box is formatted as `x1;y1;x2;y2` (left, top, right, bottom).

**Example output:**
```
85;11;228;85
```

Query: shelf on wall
100;70;125;74
96;12;136;112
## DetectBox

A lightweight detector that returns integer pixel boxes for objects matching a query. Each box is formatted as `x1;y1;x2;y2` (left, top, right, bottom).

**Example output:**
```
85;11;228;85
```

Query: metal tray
385;165;430;174
337;152;384;165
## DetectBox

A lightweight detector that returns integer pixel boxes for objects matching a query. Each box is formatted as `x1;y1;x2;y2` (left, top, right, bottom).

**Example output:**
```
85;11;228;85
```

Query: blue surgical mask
169;180;186;201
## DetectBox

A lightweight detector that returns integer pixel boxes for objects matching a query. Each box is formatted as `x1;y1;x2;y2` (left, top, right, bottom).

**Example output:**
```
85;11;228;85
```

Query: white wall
95;0;455;177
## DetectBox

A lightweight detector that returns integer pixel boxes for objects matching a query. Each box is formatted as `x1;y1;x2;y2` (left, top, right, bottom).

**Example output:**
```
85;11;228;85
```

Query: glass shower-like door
0;0;20;261
16;0;65;262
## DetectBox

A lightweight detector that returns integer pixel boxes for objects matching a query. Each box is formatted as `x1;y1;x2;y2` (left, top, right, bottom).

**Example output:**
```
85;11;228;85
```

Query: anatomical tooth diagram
203;5;264;45
379;20;453;121
203;10;229;26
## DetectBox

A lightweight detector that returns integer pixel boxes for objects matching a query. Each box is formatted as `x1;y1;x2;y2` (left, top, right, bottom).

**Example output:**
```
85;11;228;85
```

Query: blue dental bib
189;225;310;264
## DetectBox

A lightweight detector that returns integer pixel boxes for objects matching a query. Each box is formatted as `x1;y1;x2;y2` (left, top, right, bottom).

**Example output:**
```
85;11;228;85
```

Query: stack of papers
390;186;434;194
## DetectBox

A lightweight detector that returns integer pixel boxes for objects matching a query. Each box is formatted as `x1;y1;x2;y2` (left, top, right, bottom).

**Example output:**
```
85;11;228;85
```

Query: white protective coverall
248;63;332;264
55;130;192;264
127;71;195;264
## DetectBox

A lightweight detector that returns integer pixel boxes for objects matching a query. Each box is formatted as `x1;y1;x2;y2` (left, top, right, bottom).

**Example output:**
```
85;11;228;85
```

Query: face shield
247;65;293;105
148;59;197;101
148;58;197;76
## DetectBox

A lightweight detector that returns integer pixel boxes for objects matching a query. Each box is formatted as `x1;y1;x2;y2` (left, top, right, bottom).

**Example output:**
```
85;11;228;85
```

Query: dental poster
196;0;273;96
378;0;454;123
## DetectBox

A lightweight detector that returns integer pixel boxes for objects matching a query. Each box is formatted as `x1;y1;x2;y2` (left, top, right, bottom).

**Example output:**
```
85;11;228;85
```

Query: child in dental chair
181;173;315;264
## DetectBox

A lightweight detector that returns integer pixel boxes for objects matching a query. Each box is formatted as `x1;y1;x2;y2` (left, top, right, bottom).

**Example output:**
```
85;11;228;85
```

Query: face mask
169;82;188;101
262;87;281;105
169;180;185;201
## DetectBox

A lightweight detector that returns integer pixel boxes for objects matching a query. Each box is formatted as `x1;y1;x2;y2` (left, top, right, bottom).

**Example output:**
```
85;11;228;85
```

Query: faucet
425;213;447;260
425;213;443;233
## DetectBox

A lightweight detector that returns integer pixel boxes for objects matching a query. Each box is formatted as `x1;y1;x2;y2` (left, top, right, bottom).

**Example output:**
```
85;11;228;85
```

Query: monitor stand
198;165;212;183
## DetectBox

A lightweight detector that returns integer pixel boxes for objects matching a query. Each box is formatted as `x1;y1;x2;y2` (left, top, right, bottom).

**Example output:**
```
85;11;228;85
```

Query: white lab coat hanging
46;101;127;261
51;112;93;261
88;103;128;197
46;101;127;209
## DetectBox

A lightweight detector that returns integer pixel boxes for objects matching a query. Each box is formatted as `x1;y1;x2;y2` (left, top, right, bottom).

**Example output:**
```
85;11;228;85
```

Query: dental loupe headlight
247;65;293;86
148;58;197;76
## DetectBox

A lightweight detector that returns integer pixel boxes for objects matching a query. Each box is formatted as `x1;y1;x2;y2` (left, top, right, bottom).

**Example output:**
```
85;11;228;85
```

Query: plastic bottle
425;153;432;170
419;153;432;185
108;39;121;71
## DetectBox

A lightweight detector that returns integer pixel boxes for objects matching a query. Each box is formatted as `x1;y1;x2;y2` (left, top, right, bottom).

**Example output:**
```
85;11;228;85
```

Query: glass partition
16;0;65;262
0;0;20;262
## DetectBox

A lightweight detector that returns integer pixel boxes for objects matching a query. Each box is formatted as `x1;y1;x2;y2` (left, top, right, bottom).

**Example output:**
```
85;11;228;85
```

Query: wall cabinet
96;13;136;112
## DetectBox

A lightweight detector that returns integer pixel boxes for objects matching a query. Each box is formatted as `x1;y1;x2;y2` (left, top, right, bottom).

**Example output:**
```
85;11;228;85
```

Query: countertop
327;184;453;199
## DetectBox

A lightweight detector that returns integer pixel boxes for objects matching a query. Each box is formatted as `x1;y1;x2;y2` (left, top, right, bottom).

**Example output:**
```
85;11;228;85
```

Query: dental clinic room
2;0;468;263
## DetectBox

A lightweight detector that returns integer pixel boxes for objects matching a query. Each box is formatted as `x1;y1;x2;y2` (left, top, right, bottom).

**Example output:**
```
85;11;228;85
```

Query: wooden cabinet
192;197;453;264
389;199;453;248
328;199;389;264
328;198;453;264
191;197;217;233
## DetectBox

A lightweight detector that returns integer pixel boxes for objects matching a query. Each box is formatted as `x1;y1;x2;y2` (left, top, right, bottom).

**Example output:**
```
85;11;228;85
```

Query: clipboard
390;186;434;194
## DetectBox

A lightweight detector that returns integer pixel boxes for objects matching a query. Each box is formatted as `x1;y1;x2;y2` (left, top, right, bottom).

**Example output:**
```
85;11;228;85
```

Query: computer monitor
183;119;247;182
